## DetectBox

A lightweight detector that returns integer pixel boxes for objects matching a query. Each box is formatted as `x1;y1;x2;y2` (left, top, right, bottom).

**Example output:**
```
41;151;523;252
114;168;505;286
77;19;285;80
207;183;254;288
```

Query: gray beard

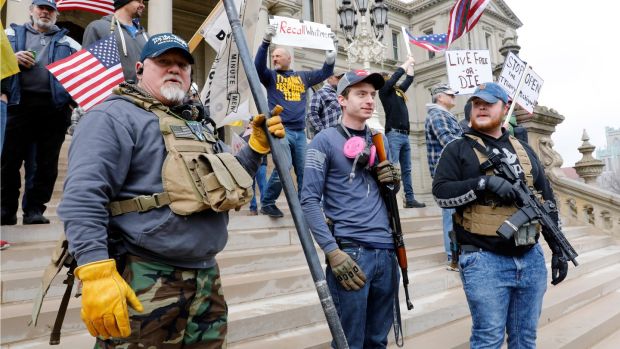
32;17;54;31
160;85;186;105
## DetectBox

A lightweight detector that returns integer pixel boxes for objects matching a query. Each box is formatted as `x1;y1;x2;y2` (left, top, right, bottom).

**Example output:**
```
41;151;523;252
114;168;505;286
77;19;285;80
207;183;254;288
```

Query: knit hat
114;0;132;10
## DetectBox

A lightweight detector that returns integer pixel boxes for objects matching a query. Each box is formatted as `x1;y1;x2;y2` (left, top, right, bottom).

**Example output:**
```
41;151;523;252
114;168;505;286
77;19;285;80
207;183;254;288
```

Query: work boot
404;199;426;208
23;211;50;225
1;214;17;226
260;205;284;218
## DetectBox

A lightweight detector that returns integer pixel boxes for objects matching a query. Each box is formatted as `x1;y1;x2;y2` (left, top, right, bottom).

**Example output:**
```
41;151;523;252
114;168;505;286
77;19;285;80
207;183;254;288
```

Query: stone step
534;290;620;349
0;226;594;306
228;243;620;349
591;327;620;349
2;232;616;346
227;243;620;348
397;247;620;349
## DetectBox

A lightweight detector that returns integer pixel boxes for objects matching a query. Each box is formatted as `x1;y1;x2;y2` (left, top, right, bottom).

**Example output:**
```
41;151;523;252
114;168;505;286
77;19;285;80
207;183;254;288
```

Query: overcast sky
504;0;620;166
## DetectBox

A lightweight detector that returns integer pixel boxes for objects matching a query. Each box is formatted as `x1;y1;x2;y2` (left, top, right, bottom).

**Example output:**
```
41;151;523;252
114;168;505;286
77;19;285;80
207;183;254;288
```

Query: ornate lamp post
337;0;389;69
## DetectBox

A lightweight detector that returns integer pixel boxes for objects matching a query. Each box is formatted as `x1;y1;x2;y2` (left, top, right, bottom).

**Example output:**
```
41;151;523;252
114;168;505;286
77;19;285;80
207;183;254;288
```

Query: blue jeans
327;246;399;349
261;128;306;207
386;131;414;203
249;163;267;212
443;208;455;260
459;244;548;349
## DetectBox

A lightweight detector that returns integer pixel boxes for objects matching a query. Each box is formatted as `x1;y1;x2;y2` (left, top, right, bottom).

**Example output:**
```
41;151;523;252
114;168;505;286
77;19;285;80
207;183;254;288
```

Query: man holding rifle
301;70;403;348
432;82;571;349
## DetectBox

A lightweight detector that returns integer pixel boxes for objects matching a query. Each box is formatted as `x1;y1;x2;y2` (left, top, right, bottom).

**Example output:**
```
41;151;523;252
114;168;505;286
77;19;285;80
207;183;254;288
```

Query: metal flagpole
221;1;349;348
401;26;412;57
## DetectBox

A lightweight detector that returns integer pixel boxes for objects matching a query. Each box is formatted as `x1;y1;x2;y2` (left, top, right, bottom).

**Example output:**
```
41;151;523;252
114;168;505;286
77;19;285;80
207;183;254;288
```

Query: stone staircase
2;137;620;348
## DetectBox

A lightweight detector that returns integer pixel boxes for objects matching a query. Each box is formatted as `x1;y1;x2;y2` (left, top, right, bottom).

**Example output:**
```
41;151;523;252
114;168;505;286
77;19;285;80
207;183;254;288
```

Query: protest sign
445;50;493;94
268;16;335;51
498;52;544;113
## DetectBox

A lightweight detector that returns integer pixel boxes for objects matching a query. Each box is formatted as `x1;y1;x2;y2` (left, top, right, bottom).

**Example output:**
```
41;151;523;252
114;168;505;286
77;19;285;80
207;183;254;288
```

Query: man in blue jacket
0;0;80;225
254;24;336;217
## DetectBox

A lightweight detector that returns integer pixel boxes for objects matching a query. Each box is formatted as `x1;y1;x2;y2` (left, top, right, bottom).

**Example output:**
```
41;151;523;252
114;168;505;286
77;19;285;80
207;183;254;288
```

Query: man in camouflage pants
59;33;285;348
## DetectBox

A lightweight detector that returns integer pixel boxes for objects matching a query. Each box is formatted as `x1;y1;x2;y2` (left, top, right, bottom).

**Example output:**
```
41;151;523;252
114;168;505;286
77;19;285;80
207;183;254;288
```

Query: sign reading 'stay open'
445;50;493;95
269;15;335;51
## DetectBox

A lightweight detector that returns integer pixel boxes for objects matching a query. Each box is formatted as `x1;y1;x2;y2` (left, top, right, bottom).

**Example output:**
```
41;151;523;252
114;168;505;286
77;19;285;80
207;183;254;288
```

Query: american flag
404;28;448;52
57;0;114;16
47;35;124;111
447;0;491;45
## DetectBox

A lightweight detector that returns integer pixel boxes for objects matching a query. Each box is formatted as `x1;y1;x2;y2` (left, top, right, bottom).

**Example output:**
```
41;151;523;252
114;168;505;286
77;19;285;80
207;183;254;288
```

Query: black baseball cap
336;70;385;95
140;33;194;64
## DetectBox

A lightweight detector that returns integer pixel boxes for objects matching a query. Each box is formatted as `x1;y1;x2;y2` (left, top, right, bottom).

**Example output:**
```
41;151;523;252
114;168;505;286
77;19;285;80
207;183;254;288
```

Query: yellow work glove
75;259;143;339
248;105;286;154
376;160;401;185
326;249;367;291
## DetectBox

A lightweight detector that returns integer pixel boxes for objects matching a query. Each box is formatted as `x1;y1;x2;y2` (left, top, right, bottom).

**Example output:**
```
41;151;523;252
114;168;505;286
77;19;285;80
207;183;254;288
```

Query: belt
460;244;484;253
391;129;409;135
336;238;362;249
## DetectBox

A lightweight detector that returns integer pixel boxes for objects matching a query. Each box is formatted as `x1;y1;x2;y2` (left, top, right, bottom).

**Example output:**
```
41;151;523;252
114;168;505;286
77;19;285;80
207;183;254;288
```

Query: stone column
147;0;172;35
6;0;30;26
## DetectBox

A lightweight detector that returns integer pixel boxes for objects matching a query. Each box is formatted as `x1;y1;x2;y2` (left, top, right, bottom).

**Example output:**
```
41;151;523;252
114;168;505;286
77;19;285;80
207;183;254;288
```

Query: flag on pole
1;23;20;80
201;0;259;127
57;0;114;16
447;0;491;45
403;28;448;52
188;0;243;54
47;35;124;111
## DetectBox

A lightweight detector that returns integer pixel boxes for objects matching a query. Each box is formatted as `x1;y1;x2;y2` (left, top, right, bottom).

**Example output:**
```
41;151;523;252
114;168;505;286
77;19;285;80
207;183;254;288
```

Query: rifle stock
372;133;413;310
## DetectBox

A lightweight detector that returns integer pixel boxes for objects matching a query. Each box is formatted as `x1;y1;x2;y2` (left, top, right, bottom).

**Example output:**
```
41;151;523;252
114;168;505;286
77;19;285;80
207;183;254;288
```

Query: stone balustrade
517;107;620;237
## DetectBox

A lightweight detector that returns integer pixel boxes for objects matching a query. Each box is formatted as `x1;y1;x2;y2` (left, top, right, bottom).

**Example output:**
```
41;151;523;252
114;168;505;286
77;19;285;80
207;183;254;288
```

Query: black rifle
473;140;579;266
372;133;414;311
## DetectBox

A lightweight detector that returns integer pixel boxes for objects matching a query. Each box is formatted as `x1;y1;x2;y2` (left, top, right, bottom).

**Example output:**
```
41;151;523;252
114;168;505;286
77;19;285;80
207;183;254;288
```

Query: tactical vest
453;134;538;236
108;84;253;216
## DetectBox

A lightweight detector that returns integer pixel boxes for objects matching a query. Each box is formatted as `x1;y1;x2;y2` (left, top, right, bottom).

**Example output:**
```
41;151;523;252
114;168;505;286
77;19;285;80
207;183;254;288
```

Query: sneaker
0;240;11;250
1;215;17;226
248;210;258;216
23;211;50;225
446;261;459;272
404;200;426;208
260;205;284;218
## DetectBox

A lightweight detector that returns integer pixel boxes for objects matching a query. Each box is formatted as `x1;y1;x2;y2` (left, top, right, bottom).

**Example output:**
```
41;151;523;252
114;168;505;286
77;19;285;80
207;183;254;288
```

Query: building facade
2;0;524;197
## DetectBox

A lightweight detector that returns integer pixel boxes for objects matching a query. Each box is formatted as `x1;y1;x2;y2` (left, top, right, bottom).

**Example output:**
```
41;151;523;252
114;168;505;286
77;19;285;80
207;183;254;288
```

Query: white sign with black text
268;16;335;51
445;50;493;94
497;52;544;113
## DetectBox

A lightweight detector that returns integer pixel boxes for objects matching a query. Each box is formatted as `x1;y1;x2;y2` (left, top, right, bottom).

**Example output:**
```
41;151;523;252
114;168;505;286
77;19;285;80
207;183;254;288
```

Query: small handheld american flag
404;29;448;52
47;35;125;111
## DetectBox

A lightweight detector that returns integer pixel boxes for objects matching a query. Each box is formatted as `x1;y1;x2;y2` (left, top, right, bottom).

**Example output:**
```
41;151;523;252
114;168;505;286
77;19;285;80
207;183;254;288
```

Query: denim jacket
3;23;80;108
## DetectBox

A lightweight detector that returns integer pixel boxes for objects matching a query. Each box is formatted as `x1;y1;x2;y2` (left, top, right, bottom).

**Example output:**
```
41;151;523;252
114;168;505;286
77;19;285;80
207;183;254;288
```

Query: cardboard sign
269;16;335;51
445;50;493;94
498;52;544;113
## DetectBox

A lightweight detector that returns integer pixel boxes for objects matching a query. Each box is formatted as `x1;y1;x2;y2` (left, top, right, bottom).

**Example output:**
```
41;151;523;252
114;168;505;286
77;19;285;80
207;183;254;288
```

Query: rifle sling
49;263;76;345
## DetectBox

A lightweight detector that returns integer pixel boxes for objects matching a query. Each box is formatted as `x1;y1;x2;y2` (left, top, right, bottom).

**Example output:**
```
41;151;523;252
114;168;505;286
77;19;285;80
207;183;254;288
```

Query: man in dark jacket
432;82;569;348
1;0;81;225
83;0;148;82
379;56;425;208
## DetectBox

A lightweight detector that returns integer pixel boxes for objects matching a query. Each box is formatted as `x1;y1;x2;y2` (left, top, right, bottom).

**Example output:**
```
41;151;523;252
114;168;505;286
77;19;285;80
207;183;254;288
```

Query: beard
160;84;186;105
32;17;55;31
471;114;503;133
